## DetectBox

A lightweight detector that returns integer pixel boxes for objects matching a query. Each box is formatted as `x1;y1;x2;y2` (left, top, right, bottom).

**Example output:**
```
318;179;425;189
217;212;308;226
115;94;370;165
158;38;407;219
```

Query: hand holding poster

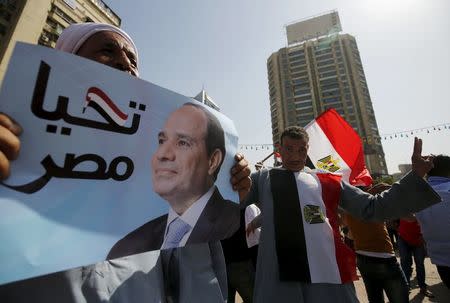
0;43;239;285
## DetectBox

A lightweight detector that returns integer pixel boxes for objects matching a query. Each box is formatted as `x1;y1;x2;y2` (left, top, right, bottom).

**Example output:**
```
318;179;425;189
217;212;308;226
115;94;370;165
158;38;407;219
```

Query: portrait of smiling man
107;102;240;259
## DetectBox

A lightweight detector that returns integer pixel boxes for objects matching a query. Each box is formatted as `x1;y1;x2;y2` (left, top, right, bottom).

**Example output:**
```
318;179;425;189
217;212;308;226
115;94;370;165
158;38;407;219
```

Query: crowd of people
0;22;449;303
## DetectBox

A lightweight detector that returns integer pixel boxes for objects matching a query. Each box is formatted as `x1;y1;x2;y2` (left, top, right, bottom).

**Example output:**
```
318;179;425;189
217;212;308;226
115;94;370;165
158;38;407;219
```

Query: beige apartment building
0;0;120;83
268;12;387;175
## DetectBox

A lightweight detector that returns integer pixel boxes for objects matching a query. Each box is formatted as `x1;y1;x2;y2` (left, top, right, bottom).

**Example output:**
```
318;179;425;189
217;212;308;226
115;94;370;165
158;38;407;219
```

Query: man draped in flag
243;125;440;303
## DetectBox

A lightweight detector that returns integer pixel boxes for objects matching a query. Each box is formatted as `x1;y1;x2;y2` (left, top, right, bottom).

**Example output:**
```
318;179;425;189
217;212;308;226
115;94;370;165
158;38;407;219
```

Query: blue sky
104;0;449;174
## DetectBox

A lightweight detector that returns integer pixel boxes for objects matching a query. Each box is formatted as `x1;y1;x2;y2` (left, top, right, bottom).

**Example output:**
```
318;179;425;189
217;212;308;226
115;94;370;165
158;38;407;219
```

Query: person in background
344;183;409;303
415;154;450;288
397;218;433;297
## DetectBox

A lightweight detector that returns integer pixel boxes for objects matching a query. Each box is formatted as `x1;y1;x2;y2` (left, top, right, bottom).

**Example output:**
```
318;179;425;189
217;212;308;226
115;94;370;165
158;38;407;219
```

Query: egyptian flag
271;168;357;284
274;151;283;167
304;109;372;186
84;87;128;126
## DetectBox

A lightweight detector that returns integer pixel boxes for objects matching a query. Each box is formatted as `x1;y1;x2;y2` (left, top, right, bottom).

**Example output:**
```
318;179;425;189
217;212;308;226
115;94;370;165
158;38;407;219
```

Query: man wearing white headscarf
55;23;138;57
55;22;139;77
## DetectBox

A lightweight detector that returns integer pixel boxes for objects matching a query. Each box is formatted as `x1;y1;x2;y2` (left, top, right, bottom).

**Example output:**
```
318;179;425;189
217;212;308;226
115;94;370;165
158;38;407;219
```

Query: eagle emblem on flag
316;155;340;173
303;205;325;224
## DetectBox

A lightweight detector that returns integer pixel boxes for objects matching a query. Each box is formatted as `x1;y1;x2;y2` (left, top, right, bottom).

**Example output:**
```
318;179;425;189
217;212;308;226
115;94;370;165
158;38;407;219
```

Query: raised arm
340;138;440;221
411;137;434;178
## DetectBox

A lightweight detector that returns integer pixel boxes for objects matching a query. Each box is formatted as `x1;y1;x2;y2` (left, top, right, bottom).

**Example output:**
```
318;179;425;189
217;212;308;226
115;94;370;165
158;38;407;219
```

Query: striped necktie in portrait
161;217;191;303
163;217;191;249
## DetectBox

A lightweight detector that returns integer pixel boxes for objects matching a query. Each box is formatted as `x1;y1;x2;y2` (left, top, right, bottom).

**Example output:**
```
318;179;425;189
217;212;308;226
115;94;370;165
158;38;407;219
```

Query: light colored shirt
161;186;215;248
245;203;261;247
416;176;450;267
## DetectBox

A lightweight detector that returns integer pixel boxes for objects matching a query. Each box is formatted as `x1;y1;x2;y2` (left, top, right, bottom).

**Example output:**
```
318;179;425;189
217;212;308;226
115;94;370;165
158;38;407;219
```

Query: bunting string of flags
377;123;450;141
238;122;450;150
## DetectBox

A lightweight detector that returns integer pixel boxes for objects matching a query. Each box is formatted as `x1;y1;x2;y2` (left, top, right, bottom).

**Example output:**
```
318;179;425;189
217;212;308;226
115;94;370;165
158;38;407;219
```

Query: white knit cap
55;22;138;65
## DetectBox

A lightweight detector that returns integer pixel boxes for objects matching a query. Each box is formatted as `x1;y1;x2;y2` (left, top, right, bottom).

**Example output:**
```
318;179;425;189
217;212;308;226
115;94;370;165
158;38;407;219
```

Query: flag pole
255;151;275;170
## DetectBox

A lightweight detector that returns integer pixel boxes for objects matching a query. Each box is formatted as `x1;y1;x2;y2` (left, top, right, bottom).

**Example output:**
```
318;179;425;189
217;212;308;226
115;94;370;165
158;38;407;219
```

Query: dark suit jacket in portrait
107;187;240;260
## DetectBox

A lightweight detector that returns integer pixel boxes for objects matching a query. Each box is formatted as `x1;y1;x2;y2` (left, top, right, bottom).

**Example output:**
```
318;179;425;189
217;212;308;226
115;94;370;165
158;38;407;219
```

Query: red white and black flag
271;169;357;284
304;108;372;186
84;87;129;126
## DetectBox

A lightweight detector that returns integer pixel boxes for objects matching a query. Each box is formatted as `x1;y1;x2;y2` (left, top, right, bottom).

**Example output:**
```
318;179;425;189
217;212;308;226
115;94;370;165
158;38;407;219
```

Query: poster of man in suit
108;103;239;259
0;43;240;285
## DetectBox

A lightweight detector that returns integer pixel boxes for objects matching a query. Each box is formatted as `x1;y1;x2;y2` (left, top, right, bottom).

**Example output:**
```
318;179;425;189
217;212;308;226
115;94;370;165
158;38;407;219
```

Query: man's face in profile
151;105;214;207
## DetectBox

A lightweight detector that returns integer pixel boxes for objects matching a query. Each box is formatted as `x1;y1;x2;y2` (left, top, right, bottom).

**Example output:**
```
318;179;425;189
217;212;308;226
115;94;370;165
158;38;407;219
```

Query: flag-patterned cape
271;168;357;284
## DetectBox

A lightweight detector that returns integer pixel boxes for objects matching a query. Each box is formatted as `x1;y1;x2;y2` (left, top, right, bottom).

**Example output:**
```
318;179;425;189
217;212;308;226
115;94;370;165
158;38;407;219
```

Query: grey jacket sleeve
339;171;442;221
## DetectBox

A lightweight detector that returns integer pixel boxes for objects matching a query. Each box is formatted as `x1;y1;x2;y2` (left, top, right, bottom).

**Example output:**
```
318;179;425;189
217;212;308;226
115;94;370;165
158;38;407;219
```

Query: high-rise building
0;0;120;83
267;11;387;175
